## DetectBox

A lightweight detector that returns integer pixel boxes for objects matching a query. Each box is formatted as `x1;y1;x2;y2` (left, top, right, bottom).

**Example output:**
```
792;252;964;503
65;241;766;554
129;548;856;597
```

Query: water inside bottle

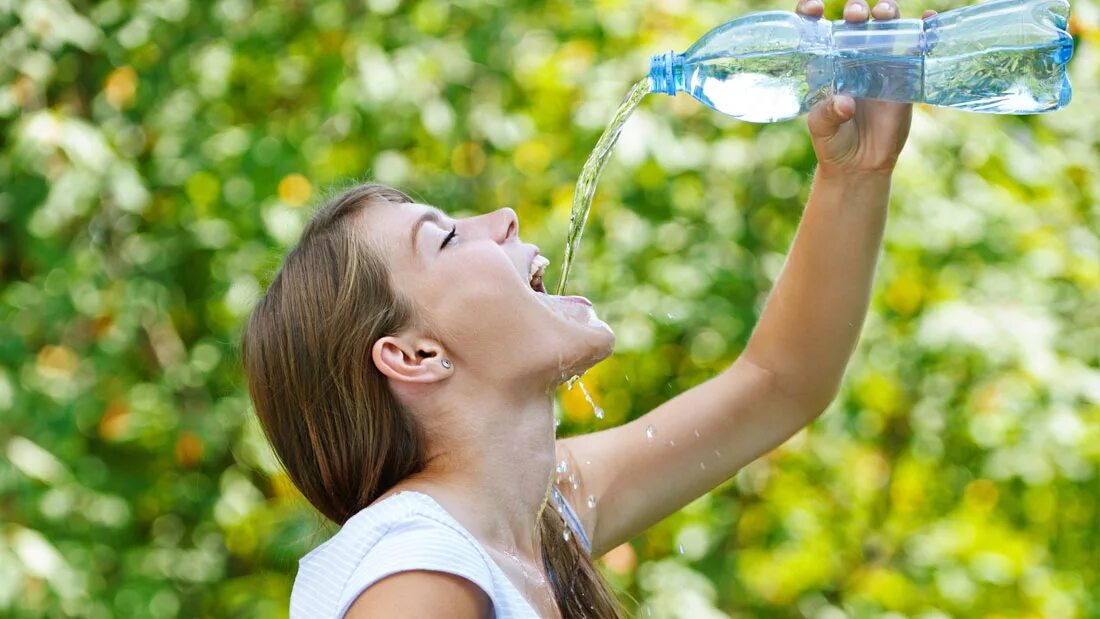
924;42;1071;112
685;36;1070;122
684;51;824;123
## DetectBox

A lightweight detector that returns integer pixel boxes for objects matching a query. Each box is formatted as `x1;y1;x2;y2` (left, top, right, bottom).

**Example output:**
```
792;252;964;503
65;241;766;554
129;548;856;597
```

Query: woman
242;1;938;616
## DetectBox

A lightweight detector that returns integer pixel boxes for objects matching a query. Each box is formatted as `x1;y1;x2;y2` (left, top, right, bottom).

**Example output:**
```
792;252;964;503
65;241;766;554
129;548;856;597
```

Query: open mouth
526;253;595;313
528;255;549;293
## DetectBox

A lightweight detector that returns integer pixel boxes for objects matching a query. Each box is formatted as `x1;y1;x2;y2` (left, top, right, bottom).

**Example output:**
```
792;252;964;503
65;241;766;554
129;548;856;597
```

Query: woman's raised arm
555;0;934;558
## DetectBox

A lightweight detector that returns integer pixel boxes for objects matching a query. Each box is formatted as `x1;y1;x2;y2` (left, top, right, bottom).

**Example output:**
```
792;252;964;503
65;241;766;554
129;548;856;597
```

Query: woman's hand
796;0;938;177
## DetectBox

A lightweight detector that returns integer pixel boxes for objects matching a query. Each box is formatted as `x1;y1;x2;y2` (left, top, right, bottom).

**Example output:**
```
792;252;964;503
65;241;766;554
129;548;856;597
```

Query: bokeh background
2;0;1098;616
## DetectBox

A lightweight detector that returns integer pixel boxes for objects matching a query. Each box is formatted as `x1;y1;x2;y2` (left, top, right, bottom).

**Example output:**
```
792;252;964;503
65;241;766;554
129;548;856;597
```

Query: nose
493;207;518;244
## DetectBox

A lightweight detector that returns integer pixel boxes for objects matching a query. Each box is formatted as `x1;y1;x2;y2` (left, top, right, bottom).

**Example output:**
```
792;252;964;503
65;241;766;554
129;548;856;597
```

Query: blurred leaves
1;0;1098;617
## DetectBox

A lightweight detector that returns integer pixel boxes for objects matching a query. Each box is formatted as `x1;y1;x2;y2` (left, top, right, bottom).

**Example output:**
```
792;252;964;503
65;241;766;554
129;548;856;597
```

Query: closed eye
440;225;457;249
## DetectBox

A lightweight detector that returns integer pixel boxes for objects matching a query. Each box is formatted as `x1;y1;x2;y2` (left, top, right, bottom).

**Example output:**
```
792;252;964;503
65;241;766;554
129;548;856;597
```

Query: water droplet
666;312;675;320
587;495;597;509
693;429;700;438
714;449;721;457
667;439;676;447
644;605;652;616
678;543;685;555
557;460;568;474
563;528;571;542
577;379;604;420
585;459;591;466
645;425;657;441
554;418;561;428
699;461;706;470
566;375;580;390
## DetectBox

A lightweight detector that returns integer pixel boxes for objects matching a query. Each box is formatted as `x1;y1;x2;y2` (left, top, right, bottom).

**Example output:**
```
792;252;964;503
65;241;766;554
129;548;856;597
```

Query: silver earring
441;359;452;370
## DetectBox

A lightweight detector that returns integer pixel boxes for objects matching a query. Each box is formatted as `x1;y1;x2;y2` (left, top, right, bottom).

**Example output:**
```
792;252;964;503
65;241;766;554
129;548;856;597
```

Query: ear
371;334;451;385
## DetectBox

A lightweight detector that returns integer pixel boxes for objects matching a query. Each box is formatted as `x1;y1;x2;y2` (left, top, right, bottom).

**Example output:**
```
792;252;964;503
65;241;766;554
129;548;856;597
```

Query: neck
406;375;558;562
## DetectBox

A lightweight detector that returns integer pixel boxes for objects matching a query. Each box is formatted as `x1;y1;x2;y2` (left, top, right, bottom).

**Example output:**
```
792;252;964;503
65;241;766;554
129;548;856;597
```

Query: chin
527;289;616;382
555;327;615;383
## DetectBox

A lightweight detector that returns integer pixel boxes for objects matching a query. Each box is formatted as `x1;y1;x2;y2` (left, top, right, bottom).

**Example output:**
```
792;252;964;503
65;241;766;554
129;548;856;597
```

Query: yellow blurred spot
889;459;926;514
185;171;220;215
736;503;771;543
1070;254;1100;287
98;399;130;442
1024;486;1055;524
90;315;114;339
278;173;312;207
636;160;664;190
104;66;138;109
12;75;37;109
1017;226;1057;252
852;449;890;494
600;542;636;575
856;370;902;416
849;566;918;609
974;382;1002;413
36;345;78;378
175;432;204;468
451;142;486;177
1068;14;1100;44
226;523;258;557
271;472;298;500
513;140;551;175
669;91;701;118
884;274;923;316
551;184;574;217
964;478;999;511
559;40;595;66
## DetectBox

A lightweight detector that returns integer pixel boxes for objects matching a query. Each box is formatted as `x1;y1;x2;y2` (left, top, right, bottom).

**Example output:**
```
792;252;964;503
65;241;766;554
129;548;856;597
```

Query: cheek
454;252;525;302
427;254;532;331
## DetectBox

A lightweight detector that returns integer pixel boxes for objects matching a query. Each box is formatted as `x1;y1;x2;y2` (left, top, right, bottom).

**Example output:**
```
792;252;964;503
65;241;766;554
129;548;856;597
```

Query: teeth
529;255;549;291
530;255;549;278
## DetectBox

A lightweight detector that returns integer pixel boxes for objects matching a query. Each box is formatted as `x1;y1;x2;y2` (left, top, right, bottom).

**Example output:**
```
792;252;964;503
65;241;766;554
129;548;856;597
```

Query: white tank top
289;488;591;619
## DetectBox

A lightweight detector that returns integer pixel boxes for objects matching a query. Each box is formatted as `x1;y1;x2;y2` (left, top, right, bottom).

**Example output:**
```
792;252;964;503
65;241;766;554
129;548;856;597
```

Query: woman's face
363;202;614;387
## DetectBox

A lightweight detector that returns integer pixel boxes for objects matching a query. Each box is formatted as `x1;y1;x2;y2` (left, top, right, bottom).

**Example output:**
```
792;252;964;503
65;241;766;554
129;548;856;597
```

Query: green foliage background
2;0;1098;617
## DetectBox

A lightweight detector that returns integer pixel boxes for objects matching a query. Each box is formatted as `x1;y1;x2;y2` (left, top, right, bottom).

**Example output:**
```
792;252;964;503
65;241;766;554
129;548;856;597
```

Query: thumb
807;94;855;139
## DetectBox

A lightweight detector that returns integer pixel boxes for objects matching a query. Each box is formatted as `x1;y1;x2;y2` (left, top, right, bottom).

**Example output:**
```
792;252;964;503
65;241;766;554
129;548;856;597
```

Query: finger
807;94;856;138
844;0;870;21
922;9;938;18
871;0;899;20
797;0;825;17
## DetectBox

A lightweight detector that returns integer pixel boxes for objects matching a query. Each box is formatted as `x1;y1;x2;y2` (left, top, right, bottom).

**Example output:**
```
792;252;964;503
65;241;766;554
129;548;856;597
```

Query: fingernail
850;3;868;17
874;1;896;16
805;0;823;10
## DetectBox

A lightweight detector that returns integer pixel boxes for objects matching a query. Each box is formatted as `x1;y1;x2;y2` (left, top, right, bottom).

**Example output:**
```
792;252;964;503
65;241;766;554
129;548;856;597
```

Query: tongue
557;295;591;307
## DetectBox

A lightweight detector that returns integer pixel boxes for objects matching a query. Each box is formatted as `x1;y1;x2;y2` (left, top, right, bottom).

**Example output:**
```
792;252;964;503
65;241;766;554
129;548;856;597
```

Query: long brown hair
241;183;623;618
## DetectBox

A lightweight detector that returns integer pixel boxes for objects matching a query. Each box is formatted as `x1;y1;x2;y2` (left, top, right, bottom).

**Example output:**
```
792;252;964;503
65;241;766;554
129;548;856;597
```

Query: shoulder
343;570;490;619
290;493;497;619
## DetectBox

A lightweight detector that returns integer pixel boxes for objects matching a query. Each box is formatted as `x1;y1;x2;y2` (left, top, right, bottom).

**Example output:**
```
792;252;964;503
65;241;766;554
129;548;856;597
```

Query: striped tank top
289;486;591;618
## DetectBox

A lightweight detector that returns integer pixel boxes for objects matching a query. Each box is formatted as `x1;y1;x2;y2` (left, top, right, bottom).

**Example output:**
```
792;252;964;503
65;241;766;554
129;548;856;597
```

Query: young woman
242;1;938;616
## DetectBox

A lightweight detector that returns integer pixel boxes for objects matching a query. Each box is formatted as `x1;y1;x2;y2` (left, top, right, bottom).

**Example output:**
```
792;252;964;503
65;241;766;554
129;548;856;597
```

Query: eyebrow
410;209;446;253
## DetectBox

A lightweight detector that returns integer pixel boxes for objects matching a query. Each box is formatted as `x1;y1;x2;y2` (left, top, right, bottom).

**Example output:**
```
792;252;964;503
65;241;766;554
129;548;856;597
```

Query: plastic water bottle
648;0;1073;123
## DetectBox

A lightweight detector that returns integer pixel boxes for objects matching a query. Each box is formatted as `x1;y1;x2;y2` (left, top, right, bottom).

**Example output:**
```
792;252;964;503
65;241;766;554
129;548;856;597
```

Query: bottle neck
648;51;685;96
